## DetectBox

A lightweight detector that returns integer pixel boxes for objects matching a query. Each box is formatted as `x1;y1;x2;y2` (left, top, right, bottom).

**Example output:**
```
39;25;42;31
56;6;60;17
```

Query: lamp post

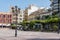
57;0;60;34
11;6;20;37
2;15;3;28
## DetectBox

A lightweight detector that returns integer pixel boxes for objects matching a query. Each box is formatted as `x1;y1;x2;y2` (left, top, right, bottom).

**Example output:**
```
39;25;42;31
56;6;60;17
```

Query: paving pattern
0;28;60;40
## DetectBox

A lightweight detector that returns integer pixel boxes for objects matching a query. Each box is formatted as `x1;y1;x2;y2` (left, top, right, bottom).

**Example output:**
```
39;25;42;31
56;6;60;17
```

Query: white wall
28;5;39;15
18;10;23;23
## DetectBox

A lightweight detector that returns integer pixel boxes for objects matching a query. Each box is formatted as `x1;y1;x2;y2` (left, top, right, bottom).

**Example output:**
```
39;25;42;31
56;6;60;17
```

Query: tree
11;24;16;29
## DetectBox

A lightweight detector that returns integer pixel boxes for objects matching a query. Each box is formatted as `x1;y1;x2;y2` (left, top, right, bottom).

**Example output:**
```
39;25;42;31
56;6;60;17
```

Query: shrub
53;25;58;31
11;24;16;29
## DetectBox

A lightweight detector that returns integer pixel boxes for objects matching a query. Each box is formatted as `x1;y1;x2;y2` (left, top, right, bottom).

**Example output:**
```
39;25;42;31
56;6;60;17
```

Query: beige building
23;8;28;21
17;10;23;23
11;6;23;24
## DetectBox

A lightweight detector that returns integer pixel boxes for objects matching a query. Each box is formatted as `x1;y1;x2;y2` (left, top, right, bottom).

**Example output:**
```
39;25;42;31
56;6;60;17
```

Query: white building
28;8;52;21
11;6;23;24
27;4;50;15
17;10;23;23
27;4;39;15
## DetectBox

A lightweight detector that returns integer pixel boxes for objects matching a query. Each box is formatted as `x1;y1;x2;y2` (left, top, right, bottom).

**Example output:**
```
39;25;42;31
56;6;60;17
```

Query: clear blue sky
0;0;51;12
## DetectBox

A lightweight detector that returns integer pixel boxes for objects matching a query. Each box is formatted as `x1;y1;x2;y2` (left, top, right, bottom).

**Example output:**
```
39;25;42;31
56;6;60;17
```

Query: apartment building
17;10;23;23
23;8;28;21
0;12;12;26
50;0;60;16
28;8;52;21
11;6;23;24
23;4;39;21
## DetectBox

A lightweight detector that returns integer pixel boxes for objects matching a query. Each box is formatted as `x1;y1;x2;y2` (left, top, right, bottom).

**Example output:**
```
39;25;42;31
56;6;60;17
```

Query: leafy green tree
29;21;35;30
11;24;16;29
53;25;58;31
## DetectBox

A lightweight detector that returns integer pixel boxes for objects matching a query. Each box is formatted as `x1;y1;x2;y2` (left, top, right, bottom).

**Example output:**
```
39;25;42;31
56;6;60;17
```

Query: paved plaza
0;28;60;40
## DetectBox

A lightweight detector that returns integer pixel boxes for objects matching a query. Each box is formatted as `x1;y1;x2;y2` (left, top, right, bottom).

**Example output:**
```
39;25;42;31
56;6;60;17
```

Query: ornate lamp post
11;6;20;37
57;0;60;34
2;15;3;28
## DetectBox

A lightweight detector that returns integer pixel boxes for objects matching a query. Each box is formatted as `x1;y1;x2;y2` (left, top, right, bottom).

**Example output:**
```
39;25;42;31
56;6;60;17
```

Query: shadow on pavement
27;38;60;40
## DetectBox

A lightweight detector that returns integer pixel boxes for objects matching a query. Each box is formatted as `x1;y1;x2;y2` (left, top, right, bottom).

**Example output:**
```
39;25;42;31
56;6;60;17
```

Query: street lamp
11;6;20;37
2;15;3;28
57;0;60;34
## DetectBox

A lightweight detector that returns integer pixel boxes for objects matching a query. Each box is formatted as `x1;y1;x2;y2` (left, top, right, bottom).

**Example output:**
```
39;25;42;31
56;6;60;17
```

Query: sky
0;0;51;12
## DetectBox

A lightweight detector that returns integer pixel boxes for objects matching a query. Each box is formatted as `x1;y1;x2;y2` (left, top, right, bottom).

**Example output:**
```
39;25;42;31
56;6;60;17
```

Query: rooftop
0;12;12;14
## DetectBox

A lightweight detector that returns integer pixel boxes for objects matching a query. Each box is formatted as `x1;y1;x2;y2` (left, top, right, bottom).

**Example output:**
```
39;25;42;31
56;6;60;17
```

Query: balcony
53;9;58;12
50;0;53;2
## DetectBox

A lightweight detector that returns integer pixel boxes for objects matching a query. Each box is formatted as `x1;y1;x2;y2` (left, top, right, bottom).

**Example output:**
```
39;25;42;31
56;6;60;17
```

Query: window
20;18;22;20
53;7;58;10
13;14;16;16
20;15;22;17
10;19;11;21
0;20;1;23
53;0;58;3
53;4;58;7
8;15;9;18
3;15;5;18
0;15;1;18
13;18;16;20
10;15;12;18
13;21;16;24
2;20;5;23
8;20;9;23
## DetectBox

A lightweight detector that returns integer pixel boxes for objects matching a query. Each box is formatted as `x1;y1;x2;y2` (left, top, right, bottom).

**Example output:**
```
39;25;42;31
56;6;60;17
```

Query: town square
0;0;60;40
0;28;59;40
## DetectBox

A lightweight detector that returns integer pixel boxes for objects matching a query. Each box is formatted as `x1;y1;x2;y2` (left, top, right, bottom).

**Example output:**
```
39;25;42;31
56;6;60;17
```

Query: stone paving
0;28;60;40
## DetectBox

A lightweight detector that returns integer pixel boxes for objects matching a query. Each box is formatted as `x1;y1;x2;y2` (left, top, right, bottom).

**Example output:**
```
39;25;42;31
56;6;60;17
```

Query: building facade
23;4;39;21
50;0;60;16
17;10;23;23
0;12;12;26
27;4;39;15
11;6;23;24
23;8;28;21
28;8;52;21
